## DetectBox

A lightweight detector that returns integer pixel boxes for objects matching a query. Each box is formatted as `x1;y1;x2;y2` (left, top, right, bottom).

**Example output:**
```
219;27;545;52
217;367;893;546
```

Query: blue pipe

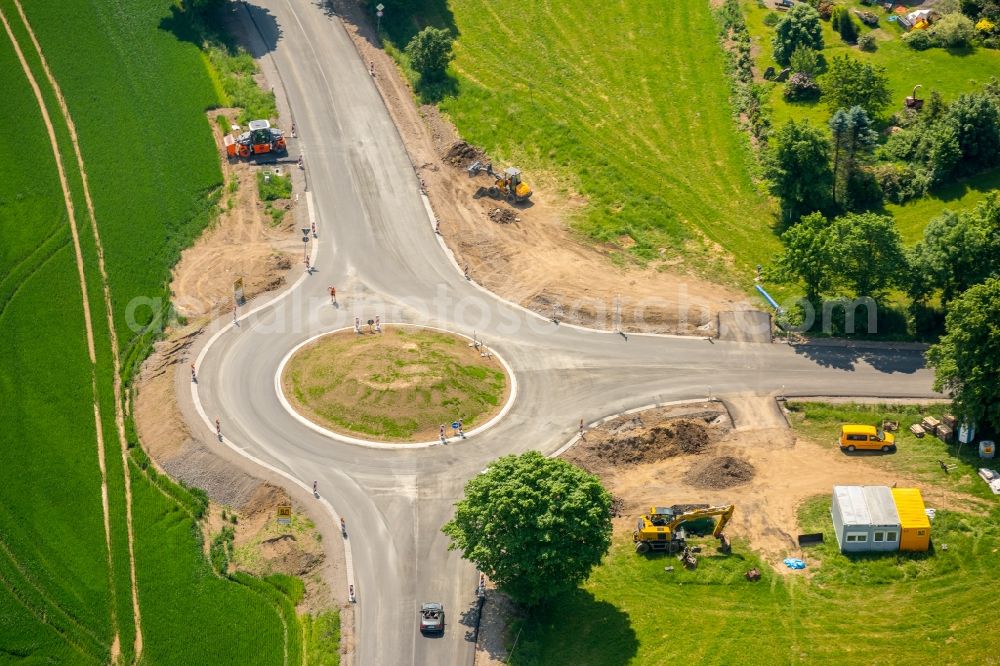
755;284;781;311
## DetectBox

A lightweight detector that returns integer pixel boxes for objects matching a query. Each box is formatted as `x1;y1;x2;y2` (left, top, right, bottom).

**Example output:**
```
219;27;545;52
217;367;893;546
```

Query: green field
507;403;1000;664
383;0;779;284
0;1;309;662
741;0;1000;242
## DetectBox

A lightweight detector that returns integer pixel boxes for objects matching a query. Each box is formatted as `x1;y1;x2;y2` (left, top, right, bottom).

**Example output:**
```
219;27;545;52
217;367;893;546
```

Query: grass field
0;1;312;662
506;402;1000;664
383;1;779;283
283;327;507;440
741;0;1000;242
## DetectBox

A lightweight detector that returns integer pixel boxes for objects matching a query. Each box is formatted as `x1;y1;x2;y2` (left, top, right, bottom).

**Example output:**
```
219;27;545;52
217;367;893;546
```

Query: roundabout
187;2;941;663
278;325;512;445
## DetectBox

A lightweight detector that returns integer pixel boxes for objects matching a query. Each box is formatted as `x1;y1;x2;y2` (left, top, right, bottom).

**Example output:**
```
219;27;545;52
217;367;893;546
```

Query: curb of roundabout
274;324;519;450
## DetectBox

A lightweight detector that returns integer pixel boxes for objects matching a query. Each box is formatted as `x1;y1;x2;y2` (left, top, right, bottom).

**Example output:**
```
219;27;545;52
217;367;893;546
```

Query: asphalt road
190;2;941;664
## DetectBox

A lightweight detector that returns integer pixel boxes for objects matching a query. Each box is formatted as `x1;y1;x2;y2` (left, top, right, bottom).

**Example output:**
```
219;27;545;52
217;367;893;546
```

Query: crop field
741;0;1000;242
508;403;1000;664
5;0;225;365
0;1;304;662
383;0;779;281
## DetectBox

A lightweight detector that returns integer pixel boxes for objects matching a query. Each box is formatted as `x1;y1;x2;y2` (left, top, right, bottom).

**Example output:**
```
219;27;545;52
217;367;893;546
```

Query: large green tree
828;213;907;297
772;4;824;65
405;27;455;81
909;193;1000;303
946;93;1000;175
442;452;612;606
822;55;891;117
772;212;834;302
767;120;833;222
927;278;1000;432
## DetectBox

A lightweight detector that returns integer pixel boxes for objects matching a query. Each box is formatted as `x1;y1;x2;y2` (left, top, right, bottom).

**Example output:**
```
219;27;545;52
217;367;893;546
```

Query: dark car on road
420;602;444;635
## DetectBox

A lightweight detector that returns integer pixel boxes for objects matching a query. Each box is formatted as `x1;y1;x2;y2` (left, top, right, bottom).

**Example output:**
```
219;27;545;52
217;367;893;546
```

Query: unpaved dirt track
183;2;941;665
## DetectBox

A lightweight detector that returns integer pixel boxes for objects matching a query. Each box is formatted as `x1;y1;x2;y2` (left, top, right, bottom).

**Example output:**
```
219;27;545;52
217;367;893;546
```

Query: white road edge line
190;191;357;595
274;325;518;449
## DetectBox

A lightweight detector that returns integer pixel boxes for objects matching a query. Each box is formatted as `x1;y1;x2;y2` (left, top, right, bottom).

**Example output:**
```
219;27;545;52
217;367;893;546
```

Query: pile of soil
444;140;483;167
581;418;712;467
610;494;625;518
685;456;756;489
488;207;518;224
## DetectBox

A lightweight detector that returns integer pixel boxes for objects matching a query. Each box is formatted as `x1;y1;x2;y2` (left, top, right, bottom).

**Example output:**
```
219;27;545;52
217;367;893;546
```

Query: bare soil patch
282;326;509;442
332;1;749;335
169;109;297;320
563;403;730;474
685;455;756;489
561;399;983;568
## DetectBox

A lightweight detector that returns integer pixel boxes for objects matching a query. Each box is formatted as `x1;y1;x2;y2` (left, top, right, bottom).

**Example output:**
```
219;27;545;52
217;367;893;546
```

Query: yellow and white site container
891;488;931;552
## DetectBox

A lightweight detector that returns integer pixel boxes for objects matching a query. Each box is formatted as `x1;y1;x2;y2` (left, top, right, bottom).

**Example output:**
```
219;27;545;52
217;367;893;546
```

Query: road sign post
277;504;292;525
376;4;384;34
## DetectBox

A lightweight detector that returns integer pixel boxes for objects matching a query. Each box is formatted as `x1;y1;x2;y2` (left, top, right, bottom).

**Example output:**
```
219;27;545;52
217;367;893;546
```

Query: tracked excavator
467;160;532;203
224;119;287;159
633;504;734;555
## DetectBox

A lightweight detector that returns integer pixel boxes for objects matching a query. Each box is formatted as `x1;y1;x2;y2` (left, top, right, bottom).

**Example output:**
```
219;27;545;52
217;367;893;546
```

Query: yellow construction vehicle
467;160;532;203
632;504;735;555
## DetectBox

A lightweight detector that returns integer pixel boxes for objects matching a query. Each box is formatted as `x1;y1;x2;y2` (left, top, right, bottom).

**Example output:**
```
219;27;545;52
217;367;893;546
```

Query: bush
257;170;292;201
870;163;931;204
784;72;822;101
839;14;859;42
831;6;847;31
773;4;825;65
405;27;454;82
903;29;934;50
790;44;821;76
818;1;835;20
845;168;883;210
930;13;976;47
858;32;877;51
764;11;781;26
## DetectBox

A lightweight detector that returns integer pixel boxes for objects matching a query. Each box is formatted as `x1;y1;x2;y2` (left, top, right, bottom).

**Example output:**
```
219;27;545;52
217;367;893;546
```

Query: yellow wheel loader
467;160;532;203
632;504;734;555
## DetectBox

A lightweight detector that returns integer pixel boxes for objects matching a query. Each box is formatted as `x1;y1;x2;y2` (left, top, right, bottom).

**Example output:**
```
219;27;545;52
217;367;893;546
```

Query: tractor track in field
0;7;119;658
12;0;144;658
4;3;144;660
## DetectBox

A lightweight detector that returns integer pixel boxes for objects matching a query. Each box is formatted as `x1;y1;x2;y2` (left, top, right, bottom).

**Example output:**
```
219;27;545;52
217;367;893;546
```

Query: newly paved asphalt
191;2;941;664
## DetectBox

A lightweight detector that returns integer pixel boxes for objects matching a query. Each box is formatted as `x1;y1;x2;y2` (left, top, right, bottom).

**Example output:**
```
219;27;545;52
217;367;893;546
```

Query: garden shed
831;485;901;553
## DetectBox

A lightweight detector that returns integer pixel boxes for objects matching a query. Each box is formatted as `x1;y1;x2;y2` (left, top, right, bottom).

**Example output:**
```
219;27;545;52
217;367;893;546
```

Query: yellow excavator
632;504;735;555
467;160;532;203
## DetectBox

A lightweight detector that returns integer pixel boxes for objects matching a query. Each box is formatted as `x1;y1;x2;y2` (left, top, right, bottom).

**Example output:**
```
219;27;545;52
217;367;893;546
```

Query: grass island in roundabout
280;325;510;443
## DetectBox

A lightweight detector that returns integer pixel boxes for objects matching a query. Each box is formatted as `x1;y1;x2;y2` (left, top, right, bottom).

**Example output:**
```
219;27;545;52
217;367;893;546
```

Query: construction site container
861;486;901;552
831;486;901;553
891;488;931;552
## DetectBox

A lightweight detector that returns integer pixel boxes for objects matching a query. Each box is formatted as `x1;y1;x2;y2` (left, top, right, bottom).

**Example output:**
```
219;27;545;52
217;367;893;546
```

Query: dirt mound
444;140;483;167
488;207;519;224
586;418;711;467
685;456;756;489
